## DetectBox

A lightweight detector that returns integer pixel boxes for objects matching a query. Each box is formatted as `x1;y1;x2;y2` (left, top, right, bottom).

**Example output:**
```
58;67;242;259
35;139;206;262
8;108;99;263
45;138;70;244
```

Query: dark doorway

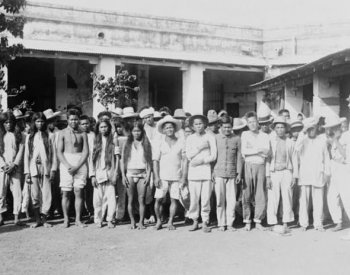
8;57;55;111
302;83;313;117
226;102;239;118
339;75;350;119
149;66;182;112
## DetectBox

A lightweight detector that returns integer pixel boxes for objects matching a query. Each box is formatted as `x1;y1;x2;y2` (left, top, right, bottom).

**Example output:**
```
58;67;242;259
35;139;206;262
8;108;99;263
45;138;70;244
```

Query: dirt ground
1;217;350;275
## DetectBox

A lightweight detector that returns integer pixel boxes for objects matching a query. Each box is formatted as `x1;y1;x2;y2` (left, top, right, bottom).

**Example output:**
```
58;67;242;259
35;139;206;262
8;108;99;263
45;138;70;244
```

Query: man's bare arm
57;131;71;169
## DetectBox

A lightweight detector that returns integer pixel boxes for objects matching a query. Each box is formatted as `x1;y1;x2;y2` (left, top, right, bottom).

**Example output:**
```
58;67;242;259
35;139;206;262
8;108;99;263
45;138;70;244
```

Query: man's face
68;115;79;130
47;120;56;131
307;127;317;138
185;127;193;137
35;118;45;131
208;122;219;134
221;123;233;136
247;116;258;132
132;127;142;140
3;120;13;132
275;123;286;137
282;111;290;120
144;115;154;126
163;122;175;137
80;119;90;133
260;122;271;133
326;125;342;139
99;122;109;136
192;118;206;134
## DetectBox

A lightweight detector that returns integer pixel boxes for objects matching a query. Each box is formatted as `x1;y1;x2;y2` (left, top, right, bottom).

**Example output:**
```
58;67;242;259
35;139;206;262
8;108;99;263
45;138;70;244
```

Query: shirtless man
57;109;89;228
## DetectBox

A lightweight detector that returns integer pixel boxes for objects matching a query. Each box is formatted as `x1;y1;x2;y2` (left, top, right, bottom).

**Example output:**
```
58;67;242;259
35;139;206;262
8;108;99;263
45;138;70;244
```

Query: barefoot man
57;109;89;228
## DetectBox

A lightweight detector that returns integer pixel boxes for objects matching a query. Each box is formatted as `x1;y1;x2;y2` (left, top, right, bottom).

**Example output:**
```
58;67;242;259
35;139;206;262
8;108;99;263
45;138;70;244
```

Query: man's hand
179;178;187;189
122;177;130;188
191;158;204;167
5;163;16;174
236;174;242;185
25;174;32;184
154;177;161;188
68;166;78;175
266;176;272;190
49;171;56;182
91;176;98;188
291;178;298;188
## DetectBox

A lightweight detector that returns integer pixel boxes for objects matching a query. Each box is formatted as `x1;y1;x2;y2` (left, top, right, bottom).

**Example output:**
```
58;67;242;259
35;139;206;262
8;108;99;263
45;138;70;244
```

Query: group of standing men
1;103;350;240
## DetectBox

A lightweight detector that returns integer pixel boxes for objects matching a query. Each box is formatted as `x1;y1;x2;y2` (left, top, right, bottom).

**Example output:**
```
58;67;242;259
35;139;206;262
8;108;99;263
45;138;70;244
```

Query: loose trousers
188;180;212;223
267;170;294;225
93;182;116;223
299;185;324;228
0;172;22;215
336;164;350;221
31;175;52;215
327;161;343;224
214;177;237;227
242;163;266;223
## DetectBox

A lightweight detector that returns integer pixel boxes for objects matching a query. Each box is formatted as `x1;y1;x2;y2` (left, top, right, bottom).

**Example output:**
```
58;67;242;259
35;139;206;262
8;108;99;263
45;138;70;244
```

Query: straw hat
43;109;62;121
153;111;162;120
207;110;220;124
303;117;319;131
189;114;209;126
13;109;29;120
112;107;123;117
290;119;304;129
173;109;186;119
323;115;342;129
218;110;228;117
139;107;155;119
157;115;181;133
272;116;290;129
257;102;273;124
232;118;247;130
122;107;139;118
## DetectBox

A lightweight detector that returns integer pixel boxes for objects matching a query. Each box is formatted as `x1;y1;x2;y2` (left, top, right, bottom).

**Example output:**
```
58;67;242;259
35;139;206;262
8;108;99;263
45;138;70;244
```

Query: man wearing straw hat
153;115;186;230
266;116;298;231
295;117;330;232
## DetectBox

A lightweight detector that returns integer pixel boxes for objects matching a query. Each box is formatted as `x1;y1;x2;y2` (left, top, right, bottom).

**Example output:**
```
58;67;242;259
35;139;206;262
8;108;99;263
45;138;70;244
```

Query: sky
32;0;350;27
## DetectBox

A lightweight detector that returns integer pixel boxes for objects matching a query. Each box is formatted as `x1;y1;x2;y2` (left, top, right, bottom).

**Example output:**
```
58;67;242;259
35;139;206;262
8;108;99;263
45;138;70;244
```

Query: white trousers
327;161;343;224
299;185;324;228
214;177;237;227
267;170;294;225
0;172;22;215
93;182;116;223
188;180;212;223
337;164;350;220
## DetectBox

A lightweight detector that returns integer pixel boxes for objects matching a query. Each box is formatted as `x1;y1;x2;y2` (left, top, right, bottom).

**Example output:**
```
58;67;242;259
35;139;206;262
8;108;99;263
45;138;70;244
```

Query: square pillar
313;73;339;117
93;57;119;118
0;66;8;112
182;64;204;114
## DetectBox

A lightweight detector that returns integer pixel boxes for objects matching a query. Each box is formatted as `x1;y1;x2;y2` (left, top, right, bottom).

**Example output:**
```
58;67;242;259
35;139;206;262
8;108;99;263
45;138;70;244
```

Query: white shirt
241;130;270;164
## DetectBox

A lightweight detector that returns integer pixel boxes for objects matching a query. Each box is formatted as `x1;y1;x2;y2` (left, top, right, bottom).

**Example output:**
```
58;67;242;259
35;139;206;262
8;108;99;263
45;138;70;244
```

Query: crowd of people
1;102;350;240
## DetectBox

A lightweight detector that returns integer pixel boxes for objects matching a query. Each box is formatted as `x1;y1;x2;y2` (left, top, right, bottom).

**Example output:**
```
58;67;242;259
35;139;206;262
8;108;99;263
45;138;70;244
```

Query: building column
284;83;303;118
313;73;339;117
181;64;204;114
0;66;8;112
93;57;119;118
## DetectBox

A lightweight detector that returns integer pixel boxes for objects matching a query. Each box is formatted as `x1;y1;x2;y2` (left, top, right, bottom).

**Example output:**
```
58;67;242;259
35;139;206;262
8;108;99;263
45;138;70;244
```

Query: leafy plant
91;66;140;109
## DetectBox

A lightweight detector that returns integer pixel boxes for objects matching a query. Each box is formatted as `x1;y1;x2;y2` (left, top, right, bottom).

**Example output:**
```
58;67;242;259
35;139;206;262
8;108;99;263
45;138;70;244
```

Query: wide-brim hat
173;109;187;119
189;114;209;126
157;115;182;134
139;107;155;119
271;116;290;129
290;120;304;129
258;115;274;124
323;115;342;129
232;118;247;130
207;110;220;124
13;109;30;120
303;117;319;131
218;110;228;117
122;107;139;118
43;109;62;121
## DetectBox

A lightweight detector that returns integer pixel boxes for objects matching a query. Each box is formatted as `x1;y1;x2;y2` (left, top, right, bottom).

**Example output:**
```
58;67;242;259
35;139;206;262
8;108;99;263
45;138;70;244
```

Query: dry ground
0;218;349;275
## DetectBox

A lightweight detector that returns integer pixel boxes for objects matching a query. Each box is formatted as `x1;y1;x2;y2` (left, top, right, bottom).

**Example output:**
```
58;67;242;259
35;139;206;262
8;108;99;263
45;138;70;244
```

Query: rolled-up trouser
267;169;294;225
214;177;237;227
327;161;343;224
299;185;324;228
0;171;22;215
93;181;116;223
188;180;212;223
242;162;266;223
31;175;52;216
116;177;126;220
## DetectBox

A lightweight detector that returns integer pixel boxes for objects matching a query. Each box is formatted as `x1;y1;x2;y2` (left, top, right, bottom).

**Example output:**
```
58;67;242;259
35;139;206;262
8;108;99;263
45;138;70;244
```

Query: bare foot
62;220;70;228
130;223;137;230
148;215;156;224
137;224;146;230
255;223;267;231
244;224;252;231
228;226;237;232
31;222;42;228
75;221;87;228
154;222;162;230
218;226;226;232
189;220;199;232
43;222;52;228
96;223;103;228
315;225;325;232
108;221;115;229
168;224;176;230
332;223;342;232
301;226;307;232
202;224;212;233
